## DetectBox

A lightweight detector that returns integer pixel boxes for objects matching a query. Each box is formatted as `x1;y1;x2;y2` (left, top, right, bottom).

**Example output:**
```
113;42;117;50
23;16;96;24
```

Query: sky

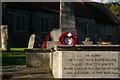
0;0;119;2
92;0;120;3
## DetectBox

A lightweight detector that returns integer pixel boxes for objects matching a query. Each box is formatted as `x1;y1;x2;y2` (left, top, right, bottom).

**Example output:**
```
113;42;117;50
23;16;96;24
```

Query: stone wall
26;49;52;68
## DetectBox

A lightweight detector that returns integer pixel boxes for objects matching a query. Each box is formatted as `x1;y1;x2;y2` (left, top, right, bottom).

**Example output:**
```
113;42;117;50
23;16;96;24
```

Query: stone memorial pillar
60;2;76;33
48;2;76;49
50;2;76;41
1;25;9;51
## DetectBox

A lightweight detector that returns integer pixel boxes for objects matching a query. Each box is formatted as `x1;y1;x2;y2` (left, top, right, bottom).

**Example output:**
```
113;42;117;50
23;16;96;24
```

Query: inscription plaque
53;51;120;78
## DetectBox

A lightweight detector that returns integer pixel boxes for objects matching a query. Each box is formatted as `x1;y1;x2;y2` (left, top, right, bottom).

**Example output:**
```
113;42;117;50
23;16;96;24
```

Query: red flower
41;41;47;49
45;34;50;41
41;34;51;49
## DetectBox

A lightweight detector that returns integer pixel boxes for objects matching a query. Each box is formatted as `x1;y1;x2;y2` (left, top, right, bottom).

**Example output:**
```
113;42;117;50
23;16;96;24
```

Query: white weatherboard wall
52;51;120;78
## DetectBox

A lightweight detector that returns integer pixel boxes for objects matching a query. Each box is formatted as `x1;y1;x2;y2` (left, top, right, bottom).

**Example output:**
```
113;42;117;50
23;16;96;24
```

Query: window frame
15;15;27;32
113;26;116;36
104;24;106;35
104;24;116;36
81;22;89;35
40;16;50;33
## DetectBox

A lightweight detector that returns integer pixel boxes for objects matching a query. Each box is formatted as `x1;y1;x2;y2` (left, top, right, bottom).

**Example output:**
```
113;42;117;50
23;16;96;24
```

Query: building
2;2;120;47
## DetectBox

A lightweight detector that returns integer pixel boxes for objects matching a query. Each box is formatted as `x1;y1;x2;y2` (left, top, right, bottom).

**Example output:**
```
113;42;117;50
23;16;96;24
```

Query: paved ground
2;65;54;80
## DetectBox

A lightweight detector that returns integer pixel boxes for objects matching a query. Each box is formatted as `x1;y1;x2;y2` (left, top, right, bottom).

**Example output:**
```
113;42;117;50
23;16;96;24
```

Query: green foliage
106;2;113;6
100;0;104;3
107;2;120;21
109;4;120;17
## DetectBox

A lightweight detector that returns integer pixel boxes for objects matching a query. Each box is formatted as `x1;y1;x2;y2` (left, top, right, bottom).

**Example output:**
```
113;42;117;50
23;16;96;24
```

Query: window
104;25;107;35
81;23;88;35
104;25;116;35
41;17;50;33
15;15;27;32
75;20;80;28
113;27;116;35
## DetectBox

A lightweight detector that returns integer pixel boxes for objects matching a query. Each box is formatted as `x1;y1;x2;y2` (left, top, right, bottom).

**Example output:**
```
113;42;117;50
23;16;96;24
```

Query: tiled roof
85;2;119;24
73;2;94;18
3;2;60;13
3;2;119;24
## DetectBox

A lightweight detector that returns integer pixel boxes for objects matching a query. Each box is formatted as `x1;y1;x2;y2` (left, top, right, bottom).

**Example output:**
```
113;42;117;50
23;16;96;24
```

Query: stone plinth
46;41;59;49
50;29;62;41
52;45;120;78
25;49;52;68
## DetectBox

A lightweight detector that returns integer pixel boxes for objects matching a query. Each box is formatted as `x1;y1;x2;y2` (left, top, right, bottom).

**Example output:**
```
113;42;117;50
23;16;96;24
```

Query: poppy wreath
59;32;77;45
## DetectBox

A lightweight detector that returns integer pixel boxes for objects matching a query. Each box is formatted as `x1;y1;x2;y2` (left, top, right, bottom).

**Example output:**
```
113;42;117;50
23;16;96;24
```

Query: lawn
2;48;26;66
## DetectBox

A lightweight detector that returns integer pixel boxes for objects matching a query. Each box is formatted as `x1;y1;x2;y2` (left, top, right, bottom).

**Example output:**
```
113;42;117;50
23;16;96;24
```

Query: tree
110;4;120;16
100;0;104;3
107;2;120;21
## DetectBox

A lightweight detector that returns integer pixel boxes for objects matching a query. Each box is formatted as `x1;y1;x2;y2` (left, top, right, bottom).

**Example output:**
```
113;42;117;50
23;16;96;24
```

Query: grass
10;48;27;51
2;48;26;66
0;48;27;51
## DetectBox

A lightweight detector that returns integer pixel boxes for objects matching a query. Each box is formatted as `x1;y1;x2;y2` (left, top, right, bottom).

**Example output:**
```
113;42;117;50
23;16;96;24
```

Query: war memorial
25;2;120;79
1;1;120;80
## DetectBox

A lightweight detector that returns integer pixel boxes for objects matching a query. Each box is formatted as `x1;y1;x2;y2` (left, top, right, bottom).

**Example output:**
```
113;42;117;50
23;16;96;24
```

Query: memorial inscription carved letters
62;51;120;78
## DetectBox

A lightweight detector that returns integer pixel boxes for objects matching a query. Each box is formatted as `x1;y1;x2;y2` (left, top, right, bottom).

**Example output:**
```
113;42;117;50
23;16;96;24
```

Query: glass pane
41;18;45;32
21;16;27;31
81;23;88;35
104;26;105;34
113;27;116;35
16;16;21;30
45;18;49;32
41;18;50;32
